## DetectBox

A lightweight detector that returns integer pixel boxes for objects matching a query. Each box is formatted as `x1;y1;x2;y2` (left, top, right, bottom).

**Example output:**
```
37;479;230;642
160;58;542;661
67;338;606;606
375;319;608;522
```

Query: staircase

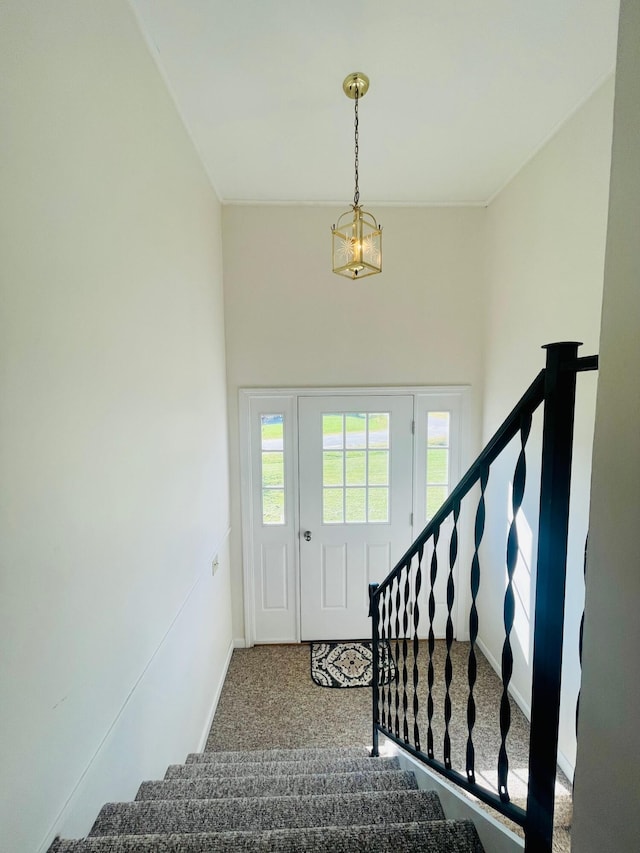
49;746;484;852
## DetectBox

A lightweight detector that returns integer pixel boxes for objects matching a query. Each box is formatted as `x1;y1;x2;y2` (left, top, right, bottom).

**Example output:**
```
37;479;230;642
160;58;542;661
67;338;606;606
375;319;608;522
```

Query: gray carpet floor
205;641;572;852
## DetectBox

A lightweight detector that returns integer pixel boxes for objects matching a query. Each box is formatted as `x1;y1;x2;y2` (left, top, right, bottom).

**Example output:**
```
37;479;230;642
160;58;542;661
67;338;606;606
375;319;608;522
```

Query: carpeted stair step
164;755;400;780
89;789;445;836
136;769;418;801
50;819;484;852
184;746;369;764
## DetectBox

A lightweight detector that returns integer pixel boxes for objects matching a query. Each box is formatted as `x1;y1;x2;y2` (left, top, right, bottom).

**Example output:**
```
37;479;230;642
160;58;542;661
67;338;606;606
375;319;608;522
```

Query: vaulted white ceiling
129;0;619;205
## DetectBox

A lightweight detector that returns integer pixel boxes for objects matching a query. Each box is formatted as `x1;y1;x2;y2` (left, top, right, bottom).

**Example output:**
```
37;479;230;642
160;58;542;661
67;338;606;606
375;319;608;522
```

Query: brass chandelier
331;73;382;279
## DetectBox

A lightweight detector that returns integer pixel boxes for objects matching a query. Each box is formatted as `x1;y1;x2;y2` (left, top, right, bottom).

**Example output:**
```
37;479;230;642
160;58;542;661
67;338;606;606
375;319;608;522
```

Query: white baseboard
196;638;235;752
233;637;247;649
557;748;575;784
476;637;532;718
476;638;576;782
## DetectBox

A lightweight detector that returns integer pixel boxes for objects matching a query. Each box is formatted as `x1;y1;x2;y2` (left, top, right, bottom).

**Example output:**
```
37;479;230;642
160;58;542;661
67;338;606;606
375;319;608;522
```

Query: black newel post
525;342;580;853
369;582;380;757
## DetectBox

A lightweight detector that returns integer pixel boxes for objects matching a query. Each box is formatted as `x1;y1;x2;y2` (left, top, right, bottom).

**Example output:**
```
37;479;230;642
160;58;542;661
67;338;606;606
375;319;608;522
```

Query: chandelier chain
353;89;360;207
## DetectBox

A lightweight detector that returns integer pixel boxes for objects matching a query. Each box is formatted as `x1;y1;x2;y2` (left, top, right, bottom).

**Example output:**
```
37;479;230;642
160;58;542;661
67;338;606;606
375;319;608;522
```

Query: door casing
239;386;471;648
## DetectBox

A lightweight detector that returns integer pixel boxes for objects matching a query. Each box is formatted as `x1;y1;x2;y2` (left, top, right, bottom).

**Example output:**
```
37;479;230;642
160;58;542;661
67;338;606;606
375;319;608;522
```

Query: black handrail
568;354;599;373
370;342;599;853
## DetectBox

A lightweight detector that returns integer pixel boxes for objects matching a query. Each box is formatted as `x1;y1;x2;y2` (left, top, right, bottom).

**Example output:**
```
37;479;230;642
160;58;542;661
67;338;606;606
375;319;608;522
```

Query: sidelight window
261;414;285;525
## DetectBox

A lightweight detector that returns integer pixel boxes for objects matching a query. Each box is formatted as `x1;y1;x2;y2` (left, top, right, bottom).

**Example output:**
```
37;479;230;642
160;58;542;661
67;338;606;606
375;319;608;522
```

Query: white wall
573;1;640;848
223;204;486;640
478;80;614;777
0;3;232;851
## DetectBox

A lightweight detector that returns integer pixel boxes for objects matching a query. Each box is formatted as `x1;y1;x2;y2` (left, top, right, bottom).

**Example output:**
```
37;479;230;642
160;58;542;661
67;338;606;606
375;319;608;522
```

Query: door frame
239;385;471;648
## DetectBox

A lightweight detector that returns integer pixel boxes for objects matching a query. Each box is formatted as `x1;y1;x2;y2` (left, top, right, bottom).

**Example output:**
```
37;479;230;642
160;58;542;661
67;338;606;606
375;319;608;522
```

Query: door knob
303;530;312;541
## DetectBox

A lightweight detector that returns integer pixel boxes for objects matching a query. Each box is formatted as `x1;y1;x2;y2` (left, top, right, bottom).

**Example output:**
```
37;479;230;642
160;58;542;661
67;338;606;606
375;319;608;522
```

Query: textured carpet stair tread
137;769;418;800
165;755;400;780
52;819;483;852
186;746;369;764
89;789;445;836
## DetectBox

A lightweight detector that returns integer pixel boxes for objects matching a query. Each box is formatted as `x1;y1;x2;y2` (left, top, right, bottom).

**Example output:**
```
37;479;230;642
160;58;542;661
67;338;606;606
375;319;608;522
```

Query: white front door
298;395;414;640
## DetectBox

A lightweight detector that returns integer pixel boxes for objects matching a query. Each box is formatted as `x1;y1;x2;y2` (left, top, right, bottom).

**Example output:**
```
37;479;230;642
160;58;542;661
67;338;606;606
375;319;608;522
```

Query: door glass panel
345;487;366;523
323;414;343;449
262;414;284;449
261;414;285;525
345;450;366;485
426;411;450;520
368;450;389;485
427;485;448;520
323;488;344;523
427;412;449;446
427;448;447;484
368;488;389;522
346;413;367;448
322;411;391;524
262;452;284;487
368;413;390;448
262;488;285;525
323;451;343;486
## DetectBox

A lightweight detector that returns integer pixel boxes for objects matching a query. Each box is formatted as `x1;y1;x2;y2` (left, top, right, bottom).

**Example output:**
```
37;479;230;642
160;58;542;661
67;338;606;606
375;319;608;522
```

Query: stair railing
369;341;598;853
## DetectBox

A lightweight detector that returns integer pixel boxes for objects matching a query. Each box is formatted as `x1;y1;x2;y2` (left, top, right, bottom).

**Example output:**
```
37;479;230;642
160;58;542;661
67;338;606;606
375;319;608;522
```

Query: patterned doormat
310;640;396;688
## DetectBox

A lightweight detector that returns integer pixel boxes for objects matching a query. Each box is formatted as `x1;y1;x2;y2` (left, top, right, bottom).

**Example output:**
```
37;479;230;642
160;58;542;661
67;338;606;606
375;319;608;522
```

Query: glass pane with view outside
345;450;366;485
345;413;367;448
261;414;285;524
322;411;390;524
345;487;366;523
368;413;389;448
426;411;450;520
368;487;389;522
